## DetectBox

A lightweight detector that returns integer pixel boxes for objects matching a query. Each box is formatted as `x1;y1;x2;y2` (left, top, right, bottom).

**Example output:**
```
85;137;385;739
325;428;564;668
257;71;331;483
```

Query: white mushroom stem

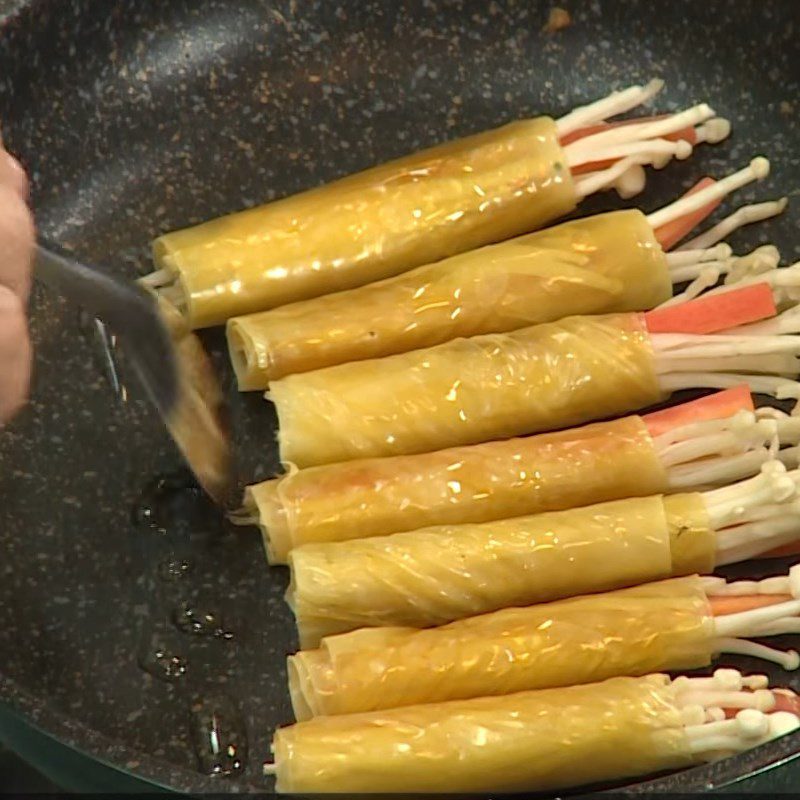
564;103;714;164
556;79;665;137
655;412;777;489
652;331;800;377
724;246;782;286
726;305;800;337
572;108;733;199
574;154;656;198
658;267;721;308
654;411;775;467
678;688;776;712
779;447;800;469
647;158;771;231
686;710;799;758
668;246;780;287
667;243;733;268
714;639;800;670
702;566;800;598
576;163;648;199
694;118;732;146
669;258;733;286
658;355;799;377
702;462;797;529
759;411;800;445
667;449;773;492
684;264;800;308
139;268;173;289
568;137;692;171
714;599;800;638
677;198;788;251
704;570;800;669
716;518;800;565
715;501;800;566
672;669;767;693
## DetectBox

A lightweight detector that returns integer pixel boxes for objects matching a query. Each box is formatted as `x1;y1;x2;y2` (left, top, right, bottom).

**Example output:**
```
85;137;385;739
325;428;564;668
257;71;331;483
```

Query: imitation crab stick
287;571;800;719
644;283;777;335
264;672;800;794
286;461;800;646
227;159;780;388
144;80;732;328
269;279;800;467
233;389;780;563
653;177;722;250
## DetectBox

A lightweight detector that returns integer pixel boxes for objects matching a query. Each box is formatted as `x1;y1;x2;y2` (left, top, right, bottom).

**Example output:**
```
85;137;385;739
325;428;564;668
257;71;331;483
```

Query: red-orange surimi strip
709;594;793;616
723;690;800;719
644;283;777;335
654;178;722;250
643;386;754;438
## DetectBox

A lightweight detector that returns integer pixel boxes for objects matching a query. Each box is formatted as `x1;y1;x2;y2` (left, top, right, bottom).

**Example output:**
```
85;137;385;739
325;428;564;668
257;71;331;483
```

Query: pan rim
4;668;800;794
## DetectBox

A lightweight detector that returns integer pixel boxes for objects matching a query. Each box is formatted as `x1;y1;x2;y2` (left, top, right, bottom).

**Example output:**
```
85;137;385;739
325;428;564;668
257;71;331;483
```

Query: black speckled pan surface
1;0;800;793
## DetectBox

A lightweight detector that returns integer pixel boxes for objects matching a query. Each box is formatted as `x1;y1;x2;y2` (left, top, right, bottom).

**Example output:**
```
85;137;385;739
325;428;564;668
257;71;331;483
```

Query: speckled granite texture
0;0;799;793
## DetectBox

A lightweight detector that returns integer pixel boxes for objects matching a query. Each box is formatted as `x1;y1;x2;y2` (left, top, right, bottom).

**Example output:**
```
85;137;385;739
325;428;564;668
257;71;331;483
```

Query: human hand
0;136;34;423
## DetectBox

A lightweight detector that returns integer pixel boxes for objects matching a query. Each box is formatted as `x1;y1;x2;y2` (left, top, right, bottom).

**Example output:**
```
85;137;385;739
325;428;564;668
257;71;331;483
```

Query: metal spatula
35;243;233;504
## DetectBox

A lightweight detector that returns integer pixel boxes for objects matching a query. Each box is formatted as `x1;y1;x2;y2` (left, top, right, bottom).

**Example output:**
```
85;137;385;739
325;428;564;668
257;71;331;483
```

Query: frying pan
1;0;800;793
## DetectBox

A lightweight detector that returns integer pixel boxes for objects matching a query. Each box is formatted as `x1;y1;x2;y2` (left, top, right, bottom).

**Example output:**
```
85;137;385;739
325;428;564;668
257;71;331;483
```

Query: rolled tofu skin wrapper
287;495;675;647
228;209;669;387
289;576;714;718
154;118;576;328
665;492;716;575
271;674;695;794
272;312;663;467
251;415;669;563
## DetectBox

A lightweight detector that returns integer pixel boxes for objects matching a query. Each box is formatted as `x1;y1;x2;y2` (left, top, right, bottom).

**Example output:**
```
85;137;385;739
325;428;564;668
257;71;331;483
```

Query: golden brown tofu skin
272;312;663;468
248;415;668;564
271;674;695;794
286;495;674;648
288;576;714;719
154;118;576;328
665;493;716;576
227;209;669;387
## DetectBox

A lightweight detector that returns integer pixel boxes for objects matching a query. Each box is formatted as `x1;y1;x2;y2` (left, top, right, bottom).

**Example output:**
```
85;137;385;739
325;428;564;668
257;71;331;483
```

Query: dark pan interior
1;0;800;792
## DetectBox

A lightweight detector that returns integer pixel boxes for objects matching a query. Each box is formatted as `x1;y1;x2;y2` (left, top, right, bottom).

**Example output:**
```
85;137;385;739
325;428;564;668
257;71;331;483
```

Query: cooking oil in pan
172;603;234;640
132;468;217;538
189;693;248;778
132;468;247;778
138;646;189;683
158;557;193;582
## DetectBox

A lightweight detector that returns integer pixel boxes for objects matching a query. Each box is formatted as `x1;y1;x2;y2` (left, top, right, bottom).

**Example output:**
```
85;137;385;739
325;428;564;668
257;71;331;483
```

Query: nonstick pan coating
1;0;800;792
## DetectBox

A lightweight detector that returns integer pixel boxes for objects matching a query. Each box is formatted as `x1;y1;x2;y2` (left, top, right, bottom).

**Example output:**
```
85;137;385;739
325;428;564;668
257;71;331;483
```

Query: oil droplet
138;647;188;683
190;694;248;778
158;559;194;582
172;604;234;640
132;468;219;537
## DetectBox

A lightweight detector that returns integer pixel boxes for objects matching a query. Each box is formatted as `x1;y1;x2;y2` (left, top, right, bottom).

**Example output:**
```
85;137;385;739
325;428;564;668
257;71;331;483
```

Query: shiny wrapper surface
227;209;668;387
271;674;694;794
288;576;714;719
154;118;575;328
248;415;668;563
272;312;662;467
286;495;676;647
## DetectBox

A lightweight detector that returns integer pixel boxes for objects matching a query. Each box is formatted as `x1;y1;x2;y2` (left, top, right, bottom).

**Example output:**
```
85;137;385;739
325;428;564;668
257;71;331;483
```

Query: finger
0;152;30;201
0;285;31;423
0;184;35;301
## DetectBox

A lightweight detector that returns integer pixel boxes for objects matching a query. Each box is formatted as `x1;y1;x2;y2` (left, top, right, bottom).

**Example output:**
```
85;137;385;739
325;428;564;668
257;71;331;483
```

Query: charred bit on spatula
153;295;234;506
